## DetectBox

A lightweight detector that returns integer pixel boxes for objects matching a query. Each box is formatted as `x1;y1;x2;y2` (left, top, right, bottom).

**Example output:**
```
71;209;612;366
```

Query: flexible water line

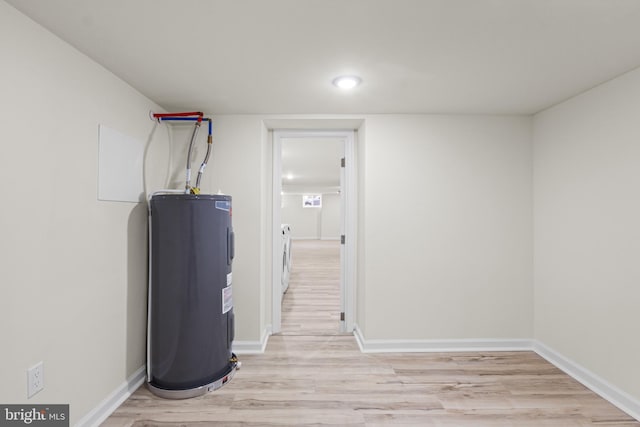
155;116;213;194
184;122;201;193
151;113;213;194
165;123;174;189
143;121;159;200
195;134;212;190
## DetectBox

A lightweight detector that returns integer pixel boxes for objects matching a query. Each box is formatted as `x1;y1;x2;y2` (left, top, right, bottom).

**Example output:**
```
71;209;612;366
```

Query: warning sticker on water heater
222;285;233;314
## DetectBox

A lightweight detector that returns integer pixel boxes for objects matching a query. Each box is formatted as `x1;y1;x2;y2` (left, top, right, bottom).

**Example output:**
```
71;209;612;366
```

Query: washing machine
281;224;292;295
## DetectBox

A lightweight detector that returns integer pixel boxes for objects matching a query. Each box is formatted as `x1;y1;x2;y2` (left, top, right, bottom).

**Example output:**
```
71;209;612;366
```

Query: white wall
320;193;341;239
359;115;533;340
281;193;340;240
533;67;640;402
0;2;166;424
281;194;321;239
205;114;532;344
204;116;267;342
356;124;368;329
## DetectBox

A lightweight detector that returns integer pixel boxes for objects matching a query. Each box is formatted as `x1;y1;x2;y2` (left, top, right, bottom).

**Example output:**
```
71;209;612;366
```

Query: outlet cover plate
27;361;44;398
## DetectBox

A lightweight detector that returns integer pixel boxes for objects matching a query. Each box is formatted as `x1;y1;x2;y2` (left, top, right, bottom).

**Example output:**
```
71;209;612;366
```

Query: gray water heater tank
147;193;237;399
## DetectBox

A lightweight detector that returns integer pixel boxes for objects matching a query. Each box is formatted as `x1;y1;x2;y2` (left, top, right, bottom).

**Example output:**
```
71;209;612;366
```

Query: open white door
272;130;356;334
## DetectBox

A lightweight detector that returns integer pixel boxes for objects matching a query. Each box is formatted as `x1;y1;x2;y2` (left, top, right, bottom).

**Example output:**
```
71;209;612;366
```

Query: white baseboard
78;332;639;425
291;237;340;241
78;329;273;426
353;325;532;353
77;327;270;426
232;326;271;355
353;324;366;352
76;365;146;427
353;326;639;422
533;341;640;422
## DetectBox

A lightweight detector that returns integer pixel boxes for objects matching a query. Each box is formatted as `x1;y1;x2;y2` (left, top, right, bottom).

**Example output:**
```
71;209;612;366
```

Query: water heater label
222;285;233;314
227;273;233;286
215;200;231;212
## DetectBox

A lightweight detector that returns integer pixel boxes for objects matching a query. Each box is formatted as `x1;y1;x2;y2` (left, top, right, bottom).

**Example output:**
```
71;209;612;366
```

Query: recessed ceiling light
286;173;293;180
332;75;361;90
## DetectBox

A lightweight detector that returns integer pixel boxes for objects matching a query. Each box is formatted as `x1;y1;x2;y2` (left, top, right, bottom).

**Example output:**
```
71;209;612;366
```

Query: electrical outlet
27;361;44;398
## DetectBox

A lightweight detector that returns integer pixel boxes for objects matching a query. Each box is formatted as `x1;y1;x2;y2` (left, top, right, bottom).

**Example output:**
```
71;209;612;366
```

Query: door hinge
340;235;345;244
341;157;345;168
340;312;345;321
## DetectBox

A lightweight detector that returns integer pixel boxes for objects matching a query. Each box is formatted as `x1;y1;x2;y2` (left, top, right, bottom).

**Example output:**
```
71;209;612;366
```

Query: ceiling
11;0;640;193
281;138;343;194
7;0;640;115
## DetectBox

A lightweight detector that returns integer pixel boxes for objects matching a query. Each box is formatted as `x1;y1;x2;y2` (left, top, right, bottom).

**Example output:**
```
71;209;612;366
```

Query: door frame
271;130;356;334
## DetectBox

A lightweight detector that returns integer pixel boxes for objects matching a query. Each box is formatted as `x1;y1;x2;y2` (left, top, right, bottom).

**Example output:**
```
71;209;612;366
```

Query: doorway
271;130;356;335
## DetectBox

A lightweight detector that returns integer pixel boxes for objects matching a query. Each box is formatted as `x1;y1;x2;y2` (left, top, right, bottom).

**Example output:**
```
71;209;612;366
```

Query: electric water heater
147;193;237;399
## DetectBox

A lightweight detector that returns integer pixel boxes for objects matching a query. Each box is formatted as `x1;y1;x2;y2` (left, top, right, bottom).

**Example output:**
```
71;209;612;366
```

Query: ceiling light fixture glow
332;75;361;90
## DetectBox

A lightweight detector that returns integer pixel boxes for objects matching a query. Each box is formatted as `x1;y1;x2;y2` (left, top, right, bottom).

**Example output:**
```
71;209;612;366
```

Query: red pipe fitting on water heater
153;111;204;122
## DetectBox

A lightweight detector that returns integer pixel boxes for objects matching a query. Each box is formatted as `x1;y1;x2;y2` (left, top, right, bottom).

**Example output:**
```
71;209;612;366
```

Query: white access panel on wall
98;124;144;202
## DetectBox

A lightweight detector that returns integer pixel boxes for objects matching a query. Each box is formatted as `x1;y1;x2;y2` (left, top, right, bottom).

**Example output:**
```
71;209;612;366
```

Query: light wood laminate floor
281;239;342;336
104;240;638;426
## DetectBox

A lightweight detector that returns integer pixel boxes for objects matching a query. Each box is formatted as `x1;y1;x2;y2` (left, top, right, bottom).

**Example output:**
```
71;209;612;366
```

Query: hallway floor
281;239;342;336
103;240;638;426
